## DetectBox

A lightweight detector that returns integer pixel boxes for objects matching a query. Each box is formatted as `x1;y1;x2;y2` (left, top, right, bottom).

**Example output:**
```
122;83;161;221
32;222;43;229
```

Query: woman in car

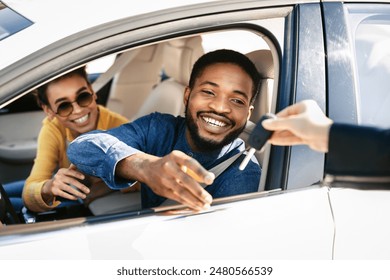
21;66;128;213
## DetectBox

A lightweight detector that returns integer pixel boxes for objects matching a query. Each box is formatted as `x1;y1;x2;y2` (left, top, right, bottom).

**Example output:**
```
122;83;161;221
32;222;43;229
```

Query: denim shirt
67;113;261;208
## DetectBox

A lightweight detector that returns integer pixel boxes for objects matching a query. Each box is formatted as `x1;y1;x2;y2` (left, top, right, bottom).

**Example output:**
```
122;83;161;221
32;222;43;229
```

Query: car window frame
0;3;301;230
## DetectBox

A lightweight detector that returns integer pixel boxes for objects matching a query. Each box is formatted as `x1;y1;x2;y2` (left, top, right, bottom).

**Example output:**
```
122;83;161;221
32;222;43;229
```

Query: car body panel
323;2;359;124
284;3;326;190
0;186;334;259
329;186;390;259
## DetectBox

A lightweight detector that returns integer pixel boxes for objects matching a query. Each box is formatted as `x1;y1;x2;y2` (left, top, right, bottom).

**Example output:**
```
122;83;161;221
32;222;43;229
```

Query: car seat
131;36;204;120
240;49;274;167
106;44;166;120
246;49;274;122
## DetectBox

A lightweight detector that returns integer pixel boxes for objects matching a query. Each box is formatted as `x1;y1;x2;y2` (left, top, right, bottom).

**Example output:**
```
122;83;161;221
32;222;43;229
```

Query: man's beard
185;105;246;152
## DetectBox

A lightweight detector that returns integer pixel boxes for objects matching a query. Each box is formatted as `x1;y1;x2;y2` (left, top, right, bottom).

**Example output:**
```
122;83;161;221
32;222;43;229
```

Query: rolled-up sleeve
68;131;140;189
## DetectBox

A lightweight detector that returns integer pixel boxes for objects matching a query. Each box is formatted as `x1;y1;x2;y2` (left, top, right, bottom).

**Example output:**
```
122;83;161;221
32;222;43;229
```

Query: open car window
0;25;281;226
0;2;297;236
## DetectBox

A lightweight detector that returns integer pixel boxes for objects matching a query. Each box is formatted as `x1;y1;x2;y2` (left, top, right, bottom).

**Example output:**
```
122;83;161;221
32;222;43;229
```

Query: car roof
3;0;224;25
1;0;218;69
2;0;390;70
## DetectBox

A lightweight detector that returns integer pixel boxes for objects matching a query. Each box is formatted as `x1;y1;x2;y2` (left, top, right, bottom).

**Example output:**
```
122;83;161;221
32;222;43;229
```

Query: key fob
248;113;276;150
239;113;276;171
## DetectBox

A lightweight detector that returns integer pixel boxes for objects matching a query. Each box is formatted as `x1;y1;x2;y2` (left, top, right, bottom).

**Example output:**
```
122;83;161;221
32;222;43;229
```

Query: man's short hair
188;49;261;104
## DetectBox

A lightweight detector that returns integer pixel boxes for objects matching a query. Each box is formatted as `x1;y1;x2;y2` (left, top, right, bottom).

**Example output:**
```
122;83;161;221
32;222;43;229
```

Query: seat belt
199;151;244;187
160;150;245;206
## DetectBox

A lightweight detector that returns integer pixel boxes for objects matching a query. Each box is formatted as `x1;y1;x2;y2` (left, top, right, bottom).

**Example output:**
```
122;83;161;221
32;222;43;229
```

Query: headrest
163;36;204;85
246;49;274;79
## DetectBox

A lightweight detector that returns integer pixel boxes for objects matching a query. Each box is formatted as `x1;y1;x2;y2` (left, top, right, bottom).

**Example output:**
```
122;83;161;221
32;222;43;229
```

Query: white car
0;0;390;260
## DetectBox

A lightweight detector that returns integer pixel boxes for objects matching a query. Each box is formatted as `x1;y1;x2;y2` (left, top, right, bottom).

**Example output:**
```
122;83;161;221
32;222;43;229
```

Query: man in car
68;49;261;211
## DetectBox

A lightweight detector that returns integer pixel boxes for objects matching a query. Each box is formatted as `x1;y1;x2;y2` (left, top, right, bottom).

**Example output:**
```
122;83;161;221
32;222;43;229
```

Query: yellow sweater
22;105;128;212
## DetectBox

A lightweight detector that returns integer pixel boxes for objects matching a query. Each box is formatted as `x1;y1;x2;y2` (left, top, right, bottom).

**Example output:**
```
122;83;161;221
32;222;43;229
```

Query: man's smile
202;116;227;127
198;112;234;134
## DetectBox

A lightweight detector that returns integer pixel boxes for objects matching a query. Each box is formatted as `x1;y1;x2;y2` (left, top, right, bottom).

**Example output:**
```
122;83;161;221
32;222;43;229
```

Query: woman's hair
188;49;261;105
34;66;89;107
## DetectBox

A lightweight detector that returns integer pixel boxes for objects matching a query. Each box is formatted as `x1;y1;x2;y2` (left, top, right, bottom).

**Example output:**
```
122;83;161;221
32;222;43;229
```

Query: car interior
0;29;276;225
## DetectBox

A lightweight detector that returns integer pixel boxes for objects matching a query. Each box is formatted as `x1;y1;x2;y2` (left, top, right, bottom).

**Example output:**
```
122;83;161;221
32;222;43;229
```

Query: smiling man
68;49;261;211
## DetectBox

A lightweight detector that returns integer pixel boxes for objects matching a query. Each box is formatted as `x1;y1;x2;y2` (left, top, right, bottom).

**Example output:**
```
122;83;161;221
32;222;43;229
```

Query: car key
239;113;276;171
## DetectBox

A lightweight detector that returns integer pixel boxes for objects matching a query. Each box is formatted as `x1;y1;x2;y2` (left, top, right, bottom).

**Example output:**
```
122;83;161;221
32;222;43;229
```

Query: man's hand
116;150;215;211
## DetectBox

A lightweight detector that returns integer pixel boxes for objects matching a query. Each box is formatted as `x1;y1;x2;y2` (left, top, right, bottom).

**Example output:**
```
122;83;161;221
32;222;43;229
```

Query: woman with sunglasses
21;66;128;213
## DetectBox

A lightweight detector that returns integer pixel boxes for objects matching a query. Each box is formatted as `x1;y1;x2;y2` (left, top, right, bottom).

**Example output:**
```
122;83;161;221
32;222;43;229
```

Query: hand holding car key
239;113;277;171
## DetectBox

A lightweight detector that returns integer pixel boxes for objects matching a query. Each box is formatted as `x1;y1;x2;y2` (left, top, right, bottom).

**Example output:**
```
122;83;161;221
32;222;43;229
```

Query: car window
0;4;288;227
86;30;269;75
348;4;390;128
201;30;270;53
86;55;116;74
0;1;33;41
91;28;276;122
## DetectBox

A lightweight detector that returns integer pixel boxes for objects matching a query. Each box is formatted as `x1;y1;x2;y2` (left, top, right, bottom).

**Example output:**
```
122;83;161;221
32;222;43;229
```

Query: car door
0;186;334;259
323;1;390;259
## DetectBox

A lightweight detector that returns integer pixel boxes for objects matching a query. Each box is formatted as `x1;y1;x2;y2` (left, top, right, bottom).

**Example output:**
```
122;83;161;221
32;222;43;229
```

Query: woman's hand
41;165;90;205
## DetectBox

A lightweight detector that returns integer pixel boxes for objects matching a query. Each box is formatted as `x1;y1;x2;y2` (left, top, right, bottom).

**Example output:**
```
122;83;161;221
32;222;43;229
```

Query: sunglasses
54;91;94;117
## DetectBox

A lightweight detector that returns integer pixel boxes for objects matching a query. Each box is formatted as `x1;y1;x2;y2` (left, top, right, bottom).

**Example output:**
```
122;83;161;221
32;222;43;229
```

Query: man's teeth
74;114;89;124
203;117;226;127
